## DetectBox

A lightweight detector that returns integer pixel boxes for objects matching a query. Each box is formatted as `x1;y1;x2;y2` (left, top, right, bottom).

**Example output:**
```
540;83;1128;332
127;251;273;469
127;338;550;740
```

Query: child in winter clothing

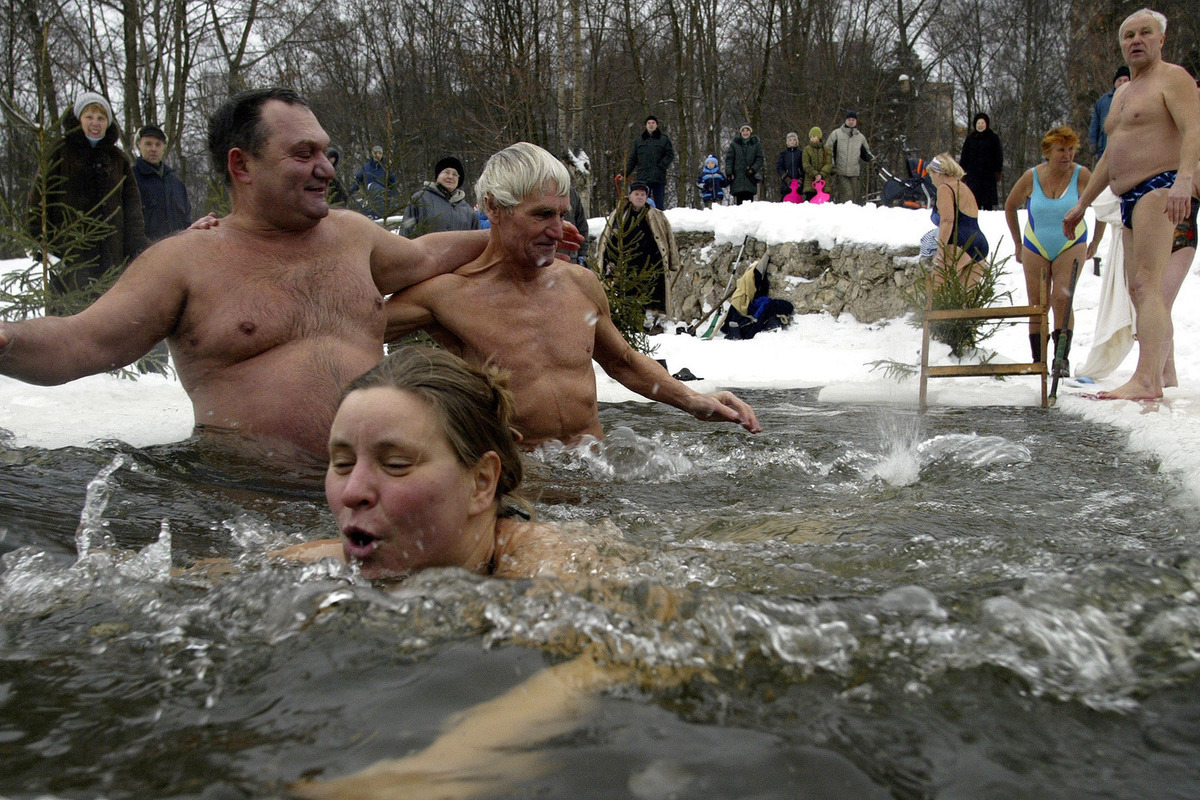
802;127;834;202
696;155;727;206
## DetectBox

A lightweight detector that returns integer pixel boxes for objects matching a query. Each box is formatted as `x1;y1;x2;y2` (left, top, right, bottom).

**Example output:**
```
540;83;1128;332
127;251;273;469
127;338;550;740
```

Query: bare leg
1162;244;1196;387
1100;190;1175;400
1021;250;1051;335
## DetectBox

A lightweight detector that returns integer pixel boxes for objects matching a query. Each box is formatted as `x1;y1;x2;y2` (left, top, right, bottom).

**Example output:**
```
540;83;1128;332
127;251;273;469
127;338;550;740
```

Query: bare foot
1097;378;1163;401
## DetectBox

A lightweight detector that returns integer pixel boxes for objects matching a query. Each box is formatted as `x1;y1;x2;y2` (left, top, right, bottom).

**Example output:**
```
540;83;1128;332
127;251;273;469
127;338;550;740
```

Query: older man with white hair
1064;7;1200;400
386;142;760;448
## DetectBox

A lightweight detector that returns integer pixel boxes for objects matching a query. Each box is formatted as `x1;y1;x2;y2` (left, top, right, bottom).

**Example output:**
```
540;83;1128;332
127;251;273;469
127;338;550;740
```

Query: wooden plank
925;305;1044;321
925;363;1047;378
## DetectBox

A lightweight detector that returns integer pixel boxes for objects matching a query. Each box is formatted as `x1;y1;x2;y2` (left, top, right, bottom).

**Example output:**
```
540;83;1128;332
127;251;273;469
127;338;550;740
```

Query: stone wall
670;231;925;324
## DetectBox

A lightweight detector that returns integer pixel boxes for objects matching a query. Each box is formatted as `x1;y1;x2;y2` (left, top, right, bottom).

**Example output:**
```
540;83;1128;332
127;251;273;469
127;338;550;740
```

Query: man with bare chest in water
1064;8;1200;400
0;88;491;460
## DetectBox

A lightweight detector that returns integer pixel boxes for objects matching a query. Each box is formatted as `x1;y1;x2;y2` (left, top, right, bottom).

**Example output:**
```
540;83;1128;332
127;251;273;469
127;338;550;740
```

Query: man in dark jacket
1089;66;1131;162
351;145;400;218
133;124;192;242
776;132;804;200
625;115;674;210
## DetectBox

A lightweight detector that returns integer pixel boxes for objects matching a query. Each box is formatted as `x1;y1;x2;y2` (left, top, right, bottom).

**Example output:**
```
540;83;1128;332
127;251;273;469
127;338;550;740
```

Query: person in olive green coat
801;127;834;201
725;124;764;205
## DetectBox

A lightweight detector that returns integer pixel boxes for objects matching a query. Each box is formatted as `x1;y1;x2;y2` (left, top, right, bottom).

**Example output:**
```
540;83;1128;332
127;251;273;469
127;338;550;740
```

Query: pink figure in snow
810;177;830;204
783;178;804;204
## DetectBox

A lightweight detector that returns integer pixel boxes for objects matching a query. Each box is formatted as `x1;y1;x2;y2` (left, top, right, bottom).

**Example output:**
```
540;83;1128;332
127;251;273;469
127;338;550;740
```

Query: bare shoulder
494;518;637;581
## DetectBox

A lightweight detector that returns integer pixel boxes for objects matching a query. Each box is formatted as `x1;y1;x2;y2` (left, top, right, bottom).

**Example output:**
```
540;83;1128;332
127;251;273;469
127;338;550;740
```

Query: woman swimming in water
280;345;589;581
1004;126;1105;366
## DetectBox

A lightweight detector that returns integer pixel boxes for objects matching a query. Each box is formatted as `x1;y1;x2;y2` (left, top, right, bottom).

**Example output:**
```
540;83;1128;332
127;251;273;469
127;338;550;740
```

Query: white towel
1078;188;1135;379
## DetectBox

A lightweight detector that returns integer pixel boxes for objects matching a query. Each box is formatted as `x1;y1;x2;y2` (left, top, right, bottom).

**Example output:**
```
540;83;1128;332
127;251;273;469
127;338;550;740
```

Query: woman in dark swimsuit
928;152;990;287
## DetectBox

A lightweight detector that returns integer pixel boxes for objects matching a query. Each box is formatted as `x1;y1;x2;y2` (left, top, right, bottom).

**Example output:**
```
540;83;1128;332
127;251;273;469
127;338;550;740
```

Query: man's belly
181;338;381;458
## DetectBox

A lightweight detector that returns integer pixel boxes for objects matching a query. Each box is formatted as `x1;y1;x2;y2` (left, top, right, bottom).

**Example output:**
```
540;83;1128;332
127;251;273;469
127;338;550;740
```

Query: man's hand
555;221;585;262
1062;203;1086;241
683;391;762;433
188;213;221;231
1166;183;1194;225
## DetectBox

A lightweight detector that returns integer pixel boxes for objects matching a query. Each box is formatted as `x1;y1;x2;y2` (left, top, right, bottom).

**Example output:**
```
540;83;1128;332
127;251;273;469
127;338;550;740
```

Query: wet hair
1119;8;1167;42
207;87;309;185
928;152;965;179
475;142;569;211
341;346;524;504
1041;125;1080;156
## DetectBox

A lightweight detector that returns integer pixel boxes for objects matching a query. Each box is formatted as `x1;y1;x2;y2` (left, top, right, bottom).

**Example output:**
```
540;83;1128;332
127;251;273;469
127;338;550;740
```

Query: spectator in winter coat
825;111;874;204
400;156;480;237
776;132;804;200
27;91;148;315
133;124;191;242
1089;66;1131;161
959;112;1004;211
726;124;765;205
597;181;680;313
801;127;833;201
625;115;675;210
696;154;726;206
351;145;400;218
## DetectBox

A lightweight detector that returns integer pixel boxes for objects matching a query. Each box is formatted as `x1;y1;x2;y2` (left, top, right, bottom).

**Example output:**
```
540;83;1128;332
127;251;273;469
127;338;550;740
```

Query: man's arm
583;272;760;433
367;215;490;294
1063;150;1111;238
383;280;439;341
0;242;186;384
1164;66;1200;224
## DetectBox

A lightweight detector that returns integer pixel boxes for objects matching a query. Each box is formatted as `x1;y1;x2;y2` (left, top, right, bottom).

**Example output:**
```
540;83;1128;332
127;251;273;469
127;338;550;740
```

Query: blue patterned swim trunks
1119;170;1176;229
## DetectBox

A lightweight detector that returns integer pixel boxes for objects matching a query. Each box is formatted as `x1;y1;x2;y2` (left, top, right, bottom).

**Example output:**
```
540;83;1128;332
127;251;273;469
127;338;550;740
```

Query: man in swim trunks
1064;8;1200;400
385;142;761;449
0;88;495;461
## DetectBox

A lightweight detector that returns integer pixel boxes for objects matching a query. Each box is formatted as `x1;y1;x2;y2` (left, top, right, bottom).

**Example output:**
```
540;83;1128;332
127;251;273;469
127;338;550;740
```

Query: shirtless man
1063;8;1200;400
0;88;491;460
386;142;761;449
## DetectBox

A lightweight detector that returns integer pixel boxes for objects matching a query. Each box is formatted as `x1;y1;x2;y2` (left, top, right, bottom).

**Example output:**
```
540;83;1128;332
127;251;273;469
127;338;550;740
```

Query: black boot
1030;332;1043;363
1051;329;1073;377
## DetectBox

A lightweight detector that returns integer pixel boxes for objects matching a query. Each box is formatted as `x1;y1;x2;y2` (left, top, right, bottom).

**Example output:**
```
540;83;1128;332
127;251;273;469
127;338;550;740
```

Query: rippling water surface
2;389;1200;799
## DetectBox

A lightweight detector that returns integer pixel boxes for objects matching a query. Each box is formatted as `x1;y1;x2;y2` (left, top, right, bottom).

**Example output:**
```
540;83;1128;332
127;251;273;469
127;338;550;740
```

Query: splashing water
75;454;127;557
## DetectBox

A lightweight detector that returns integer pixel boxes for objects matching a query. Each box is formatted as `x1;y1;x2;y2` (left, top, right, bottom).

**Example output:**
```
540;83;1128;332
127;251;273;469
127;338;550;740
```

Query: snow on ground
4;199;1200;502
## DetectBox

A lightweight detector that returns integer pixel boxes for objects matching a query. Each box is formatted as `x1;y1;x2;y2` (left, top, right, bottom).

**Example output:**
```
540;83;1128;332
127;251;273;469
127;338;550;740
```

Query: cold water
2;388;1200;799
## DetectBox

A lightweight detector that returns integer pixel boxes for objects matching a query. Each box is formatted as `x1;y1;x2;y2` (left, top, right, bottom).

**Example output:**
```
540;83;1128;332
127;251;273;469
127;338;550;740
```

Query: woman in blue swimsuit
928;153;990;287
1004;126;1106;363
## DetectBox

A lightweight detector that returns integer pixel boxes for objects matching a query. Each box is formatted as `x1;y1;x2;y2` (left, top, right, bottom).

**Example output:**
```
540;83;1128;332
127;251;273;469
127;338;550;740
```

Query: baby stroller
878;155;934;209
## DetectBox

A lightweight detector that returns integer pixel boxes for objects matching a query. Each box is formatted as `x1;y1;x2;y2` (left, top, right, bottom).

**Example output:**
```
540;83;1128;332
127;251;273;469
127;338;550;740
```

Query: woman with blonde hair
927;152;990;286
1005;125;1104;364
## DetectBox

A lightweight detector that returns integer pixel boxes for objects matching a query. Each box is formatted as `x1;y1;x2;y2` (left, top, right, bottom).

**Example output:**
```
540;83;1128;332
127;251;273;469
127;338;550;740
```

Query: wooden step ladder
919;265;1051;411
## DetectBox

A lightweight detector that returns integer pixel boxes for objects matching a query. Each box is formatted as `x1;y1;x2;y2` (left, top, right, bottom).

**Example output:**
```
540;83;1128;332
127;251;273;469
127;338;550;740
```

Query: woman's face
436;167;460;192
1047;143;1077;164
975;117;988;132
326;387;492;579
80;106;108;138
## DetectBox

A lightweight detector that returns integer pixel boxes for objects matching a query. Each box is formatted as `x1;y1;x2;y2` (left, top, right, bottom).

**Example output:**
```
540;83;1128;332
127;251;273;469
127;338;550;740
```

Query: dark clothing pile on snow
133;156;191;241
28;111;148;314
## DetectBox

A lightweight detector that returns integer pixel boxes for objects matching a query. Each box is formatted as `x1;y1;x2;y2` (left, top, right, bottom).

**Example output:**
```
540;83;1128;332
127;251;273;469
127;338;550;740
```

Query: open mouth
341;527;379;560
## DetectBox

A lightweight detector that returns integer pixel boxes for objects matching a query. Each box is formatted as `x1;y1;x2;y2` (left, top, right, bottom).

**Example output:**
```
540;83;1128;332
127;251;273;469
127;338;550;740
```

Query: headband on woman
928;157;945;174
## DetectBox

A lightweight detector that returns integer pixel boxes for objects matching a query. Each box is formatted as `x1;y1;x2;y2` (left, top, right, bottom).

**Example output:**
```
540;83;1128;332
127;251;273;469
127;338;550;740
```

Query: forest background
1;0;1198;253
